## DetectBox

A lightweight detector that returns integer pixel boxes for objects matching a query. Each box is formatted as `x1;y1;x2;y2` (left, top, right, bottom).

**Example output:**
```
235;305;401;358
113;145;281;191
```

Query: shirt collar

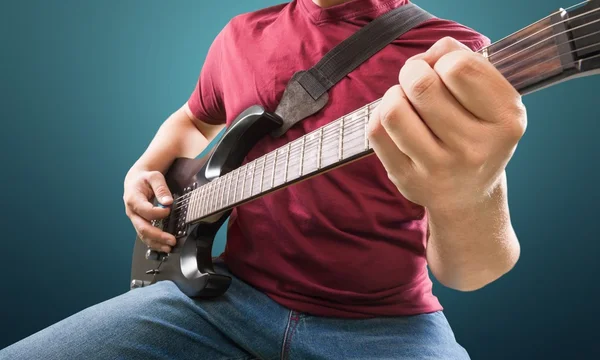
297;0;410;24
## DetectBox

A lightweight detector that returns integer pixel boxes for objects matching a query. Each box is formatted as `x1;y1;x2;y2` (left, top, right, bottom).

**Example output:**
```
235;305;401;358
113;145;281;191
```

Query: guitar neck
185;1;600;224
185;99;380;223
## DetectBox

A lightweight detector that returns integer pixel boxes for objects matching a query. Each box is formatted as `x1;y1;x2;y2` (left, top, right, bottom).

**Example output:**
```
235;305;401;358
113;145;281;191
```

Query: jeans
0;259;470;360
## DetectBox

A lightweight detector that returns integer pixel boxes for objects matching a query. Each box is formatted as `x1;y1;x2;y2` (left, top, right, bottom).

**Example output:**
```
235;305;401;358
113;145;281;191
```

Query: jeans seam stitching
280;310;303;360
284;311;301;360
280;311;293;360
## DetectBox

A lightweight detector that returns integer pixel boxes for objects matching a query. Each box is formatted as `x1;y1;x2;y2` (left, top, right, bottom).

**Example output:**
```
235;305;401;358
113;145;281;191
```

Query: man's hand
368;37;527;213
123;170;177;253
368;37;526;291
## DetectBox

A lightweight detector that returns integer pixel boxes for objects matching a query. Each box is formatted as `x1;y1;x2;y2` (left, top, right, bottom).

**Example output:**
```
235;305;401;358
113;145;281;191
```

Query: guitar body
130;105;283;297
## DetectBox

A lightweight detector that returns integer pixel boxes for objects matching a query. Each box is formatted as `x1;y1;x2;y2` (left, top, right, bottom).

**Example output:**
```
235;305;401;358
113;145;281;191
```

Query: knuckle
438;36;458;50
378;86;405;129
499;100;528;141
144;170;160;182
408;72;437;100
138;226;151;239
366;117;383;141
462;147;487;167
445;53;480;80
379;106;399;130
154;184;169;196
131;202;140;214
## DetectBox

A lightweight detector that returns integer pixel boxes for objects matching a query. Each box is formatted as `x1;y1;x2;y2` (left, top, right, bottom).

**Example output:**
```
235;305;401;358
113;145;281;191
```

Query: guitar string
486;3;599;60
492;17;600;68
171;16;600;216
495;28;600;78
483;1;587;60
512;51;600;90
502;40;600;87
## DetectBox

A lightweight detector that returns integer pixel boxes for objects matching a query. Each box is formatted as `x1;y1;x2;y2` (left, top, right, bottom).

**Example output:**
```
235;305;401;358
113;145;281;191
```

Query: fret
213;180;220;212
221;175;229;208
342;108;367;159
232;167;244;204
262;151;276;190
485;16;560;91
239;166;246;202
250;159;259;196
209;179;216;213
364;110;370;150
192;189;199;221
246;161;255;199
284;143;291;183
223;174;229;207
339;116;344;161
186;190;195;222
260;155;270;192
225;173;232;207
254;156;266;195
198;185;206;218
302;132;319;174
271;150;278;188
230;169;236;204
202;184;209;216
213;177;223;211
287;139;302;181
299;136;306;177
320;121;339;169
317;128;323;170
273;146;288;187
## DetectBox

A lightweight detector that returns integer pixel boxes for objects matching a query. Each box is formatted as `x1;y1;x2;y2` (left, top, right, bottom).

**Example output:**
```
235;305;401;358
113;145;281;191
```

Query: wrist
427;176;507;226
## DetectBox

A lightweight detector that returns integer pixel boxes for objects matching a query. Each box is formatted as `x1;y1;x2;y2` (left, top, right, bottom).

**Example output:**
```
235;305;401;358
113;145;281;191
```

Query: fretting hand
368;37;527;213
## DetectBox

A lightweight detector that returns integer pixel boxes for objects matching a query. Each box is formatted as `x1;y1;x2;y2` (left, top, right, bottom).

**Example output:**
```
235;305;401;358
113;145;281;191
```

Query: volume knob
130;279;152;289
145;249;168;261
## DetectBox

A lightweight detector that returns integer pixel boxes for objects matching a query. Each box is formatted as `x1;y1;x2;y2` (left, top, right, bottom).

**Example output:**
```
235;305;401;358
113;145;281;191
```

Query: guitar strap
271;3;434;137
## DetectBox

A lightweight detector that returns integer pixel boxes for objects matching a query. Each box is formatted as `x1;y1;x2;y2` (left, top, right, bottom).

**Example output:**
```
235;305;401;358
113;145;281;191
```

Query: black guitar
131;0;600;298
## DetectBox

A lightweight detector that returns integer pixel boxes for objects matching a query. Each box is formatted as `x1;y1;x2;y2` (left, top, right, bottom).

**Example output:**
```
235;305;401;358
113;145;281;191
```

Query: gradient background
1;0;599;358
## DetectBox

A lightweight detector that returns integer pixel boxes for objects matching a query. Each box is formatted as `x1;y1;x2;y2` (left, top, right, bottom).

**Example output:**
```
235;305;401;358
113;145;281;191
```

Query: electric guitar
130;0;600;297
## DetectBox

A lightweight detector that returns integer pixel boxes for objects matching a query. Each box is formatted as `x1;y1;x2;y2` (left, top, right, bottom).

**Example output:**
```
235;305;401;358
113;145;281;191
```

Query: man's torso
188;0;489;318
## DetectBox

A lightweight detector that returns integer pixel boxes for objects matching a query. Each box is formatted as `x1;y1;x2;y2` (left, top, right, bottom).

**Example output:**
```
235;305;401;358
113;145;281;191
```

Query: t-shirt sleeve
436;18;491;51
408;18;491;54
187;27;227;125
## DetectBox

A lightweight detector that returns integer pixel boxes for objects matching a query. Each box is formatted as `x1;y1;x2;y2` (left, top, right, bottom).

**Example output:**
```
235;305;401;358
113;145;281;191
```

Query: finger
130;194;170;221
373;85;446;168
145;171;173;205
434;50;526;128
399;59;482;150
408;37;472;66
367;101;415;184
130;214;176;249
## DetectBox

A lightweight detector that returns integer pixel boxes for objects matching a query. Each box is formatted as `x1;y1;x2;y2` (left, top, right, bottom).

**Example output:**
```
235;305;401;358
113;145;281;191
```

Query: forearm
426;172;521;291
126;104;224;180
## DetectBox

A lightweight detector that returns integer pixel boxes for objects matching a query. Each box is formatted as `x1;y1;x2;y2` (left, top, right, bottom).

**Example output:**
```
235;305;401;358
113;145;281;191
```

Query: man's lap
0;261;469;360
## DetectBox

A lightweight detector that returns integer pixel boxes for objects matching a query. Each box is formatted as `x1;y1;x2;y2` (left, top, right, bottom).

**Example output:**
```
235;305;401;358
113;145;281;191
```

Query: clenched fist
368;37;527;213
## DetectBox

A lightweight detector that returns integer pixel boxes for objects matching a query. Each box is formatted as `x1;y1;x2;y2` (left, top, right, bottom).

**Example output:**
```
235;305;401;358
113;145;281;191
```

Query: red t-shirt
188;0;489;318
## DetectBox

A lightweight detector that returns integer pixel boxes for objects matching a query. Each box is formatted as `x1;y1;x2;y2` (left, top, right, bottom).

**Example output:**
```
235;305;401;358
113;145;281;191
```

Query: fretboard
186;100;380;223
185;4;595;224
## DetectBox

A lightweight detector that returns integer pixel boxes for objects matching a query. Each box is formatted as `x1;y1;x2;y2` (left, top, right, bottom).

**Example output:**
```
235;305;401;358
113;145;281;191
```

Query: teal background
1;0;599;358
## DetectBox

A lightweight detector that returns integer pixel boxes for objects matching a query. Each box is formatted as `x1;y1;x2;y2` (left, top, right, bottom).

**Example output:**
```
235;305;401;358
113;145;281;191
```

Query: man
1;0;525;358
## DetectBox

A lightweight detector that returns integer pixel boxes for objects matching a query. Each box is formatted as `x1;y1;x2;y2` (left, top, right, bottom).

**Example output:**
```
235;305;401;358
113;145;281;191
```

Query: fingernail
161;196;172;204
160;245;171;253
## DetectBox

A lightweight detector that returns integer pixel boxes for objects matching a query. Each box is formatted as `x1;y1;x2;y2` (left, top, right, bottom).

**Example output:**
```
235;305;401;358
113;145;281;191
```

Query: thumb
145;171;173;206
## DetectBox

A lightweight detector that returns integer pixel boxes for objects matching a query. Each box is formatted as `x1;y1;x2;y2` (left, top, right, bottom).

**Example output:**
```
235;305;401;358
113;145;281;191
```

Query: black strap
272;3;434;137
